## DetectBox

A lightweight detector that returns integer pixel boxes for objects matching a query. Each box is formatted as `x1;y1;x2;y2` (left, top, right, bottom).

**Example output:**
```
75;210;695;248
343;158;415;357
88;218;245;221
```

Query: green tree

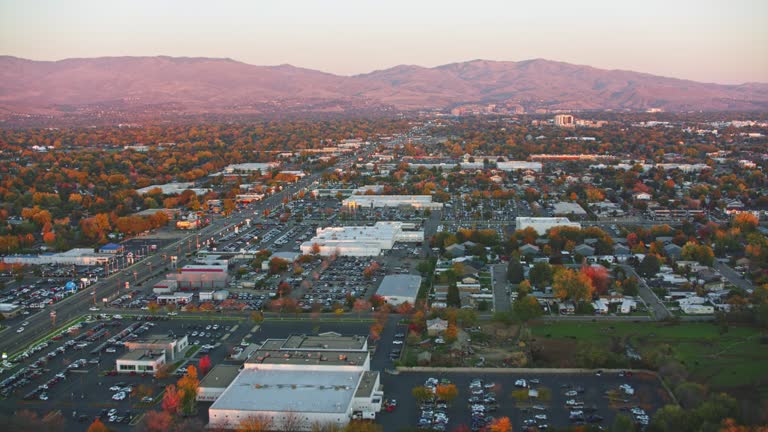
674;381;707;409
446;284;461;307
529;262;553;288
638;254;661;277
411;386;434;403
512;295;543;323
611;414;636;432
622;276;640;296
507;260;525;284
681;242;715;266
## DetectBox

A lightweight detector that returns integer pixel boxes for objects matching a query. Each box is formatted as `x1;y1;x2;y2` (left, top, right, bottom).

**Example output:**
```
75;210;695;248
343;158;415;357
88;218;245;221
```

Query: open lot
529;321;768;394
378;370;670;431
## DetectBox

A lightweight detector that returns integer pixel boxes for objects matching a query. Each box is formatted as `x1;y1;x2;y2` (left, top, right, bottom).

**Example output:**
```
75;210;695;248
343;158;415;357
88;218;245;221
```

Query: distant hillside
1;55;766;124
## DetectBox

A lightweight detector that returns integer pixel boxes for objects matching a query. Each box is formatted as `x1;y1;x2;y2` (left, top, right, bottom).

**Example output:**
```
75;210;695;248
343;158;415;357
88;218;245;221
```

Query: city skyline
1;0;767;85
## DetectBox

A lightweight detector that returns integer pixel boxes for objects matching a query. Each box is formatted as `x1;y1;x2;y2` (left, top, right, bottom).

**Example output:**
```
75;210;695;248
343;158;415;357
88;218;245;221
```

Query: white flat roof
210;369;361;414
553;202;587;215
377;274;422;298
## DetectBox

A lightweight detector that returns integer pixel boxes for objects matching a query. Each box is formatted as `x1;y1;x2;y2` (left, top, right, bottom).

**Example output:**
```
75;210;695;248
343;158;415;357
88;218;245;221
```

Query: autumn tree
269;257;290;275
176;365;200;416
732;212;758;232
486;416;513;432
435;383;459;404
133;383;154;400
553;268;595;301
198;355;212;376
412;386;434;403
681;241;715;266
237;414;273;432
137;410;174;432
161;384;181;415
250;310;264;324
581;264;610;295
343;421;383;432
353;298;371;318
87;418;111;432
517;280;532;295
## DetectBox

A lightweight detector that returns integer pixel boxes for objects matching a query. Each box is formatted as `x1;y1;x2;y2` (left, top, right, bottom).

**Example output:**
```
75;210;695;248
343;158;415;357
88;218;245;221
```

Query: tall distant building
554;114;575;127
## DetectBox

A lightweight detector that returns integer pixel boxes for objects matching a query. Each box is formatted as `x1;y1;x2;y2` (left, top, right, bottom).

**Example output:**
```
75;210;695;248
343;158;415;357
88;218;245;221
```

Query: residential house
445;243;466;258
664;243;682;260
426;318;449;336
574;244;596;257
519;244;540;256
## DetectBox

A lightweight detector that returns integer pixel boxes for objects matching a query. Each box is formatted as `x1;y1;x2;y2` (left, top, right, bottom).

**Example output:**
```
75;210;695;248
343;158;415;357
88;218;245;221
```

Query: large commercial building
342;195;443;210
136;182;210;196
173;264;229;290
207;333;382;431
552;202;587;217
496;161;543;172
222;163;279;173
376;274;422;306
2;248;113;266
515;217;581;235
554;114;575;127
300;222;423;256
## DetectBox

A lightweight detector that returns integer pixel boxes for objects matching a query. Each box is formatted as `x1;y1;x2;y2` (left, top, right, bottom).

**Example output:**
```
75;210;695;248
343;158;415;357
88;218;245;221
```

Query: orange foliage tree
486;416;513;432
161;384;181;415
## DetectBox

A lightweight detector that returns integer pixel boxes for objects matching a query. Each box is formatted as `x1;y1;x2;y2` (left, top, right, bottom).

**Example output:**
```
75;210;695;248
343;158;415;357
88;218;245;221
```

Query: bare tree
278;410;307;432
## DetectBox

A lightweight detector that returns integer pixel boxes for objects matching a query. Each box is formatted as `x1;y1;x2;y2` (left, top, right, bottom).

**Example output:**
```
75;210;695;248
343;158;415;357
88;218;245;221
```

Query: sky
1;0;767;84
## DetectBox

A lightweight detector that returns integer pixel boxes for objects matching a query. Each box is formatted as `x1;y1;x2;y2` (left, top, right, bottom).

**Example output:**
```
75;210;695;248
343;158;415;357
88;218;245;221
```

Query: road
619;264;671;320
0;155;361;358
714;261;754;293
490;263;510;312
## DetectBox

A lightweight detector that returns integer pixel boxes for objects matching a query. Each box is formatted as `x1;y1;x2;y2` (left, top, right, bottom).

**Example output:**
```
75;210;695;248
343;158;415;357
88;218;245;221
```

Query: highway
0;155;359;358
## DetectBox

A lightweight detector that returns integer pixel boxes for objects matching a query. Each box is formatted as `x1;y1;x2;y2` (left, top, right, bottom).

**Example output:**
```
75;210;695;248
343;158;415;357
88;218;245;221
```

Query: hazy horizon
1;0;767;85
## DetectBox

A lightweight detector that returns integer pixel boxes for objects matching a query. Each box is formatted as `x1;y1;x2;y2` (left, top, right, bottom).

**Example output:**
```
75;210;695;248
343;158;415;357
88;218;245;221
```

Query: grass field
530;321;767;393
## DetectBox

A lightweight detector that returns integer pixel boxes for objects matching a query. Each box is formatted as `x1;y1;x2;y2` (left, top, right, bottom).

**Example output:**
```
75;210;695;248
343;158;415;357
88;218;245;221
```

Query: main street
0;155;360;357
714;261;754;294
619;264;672;320
491;263;510;312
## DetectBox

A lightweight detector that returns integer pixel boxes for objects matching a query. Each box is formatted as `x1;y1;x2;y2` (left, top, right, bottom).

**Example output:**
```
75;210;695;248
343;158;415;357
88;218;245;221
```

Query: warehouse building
342;195;443;210
208;333;382;431
496;161;543;172
376;274;422;306
552;202;587;218
197;364;242;402
515;217;581;235
300;222;423;256
2;248;113;266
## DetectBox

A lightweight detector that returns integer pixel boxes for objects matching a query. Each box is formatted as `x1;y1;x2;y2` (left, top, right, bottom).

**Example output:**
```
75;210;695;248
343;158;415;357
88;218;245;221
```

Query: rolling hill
1;55;766;124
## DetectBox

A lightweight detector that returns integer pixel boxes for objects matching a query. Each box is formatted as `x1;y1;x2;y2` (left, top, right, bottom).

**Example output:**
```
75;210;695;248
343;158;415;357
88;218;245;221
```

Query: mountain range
1;55;767;124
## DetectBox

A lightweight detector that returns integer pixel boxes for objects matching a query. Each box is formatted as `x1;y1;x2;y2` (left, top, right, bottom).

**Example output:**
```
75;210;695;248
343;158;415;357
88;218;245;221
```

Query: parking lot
0;316;377;431
377;370;669;431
